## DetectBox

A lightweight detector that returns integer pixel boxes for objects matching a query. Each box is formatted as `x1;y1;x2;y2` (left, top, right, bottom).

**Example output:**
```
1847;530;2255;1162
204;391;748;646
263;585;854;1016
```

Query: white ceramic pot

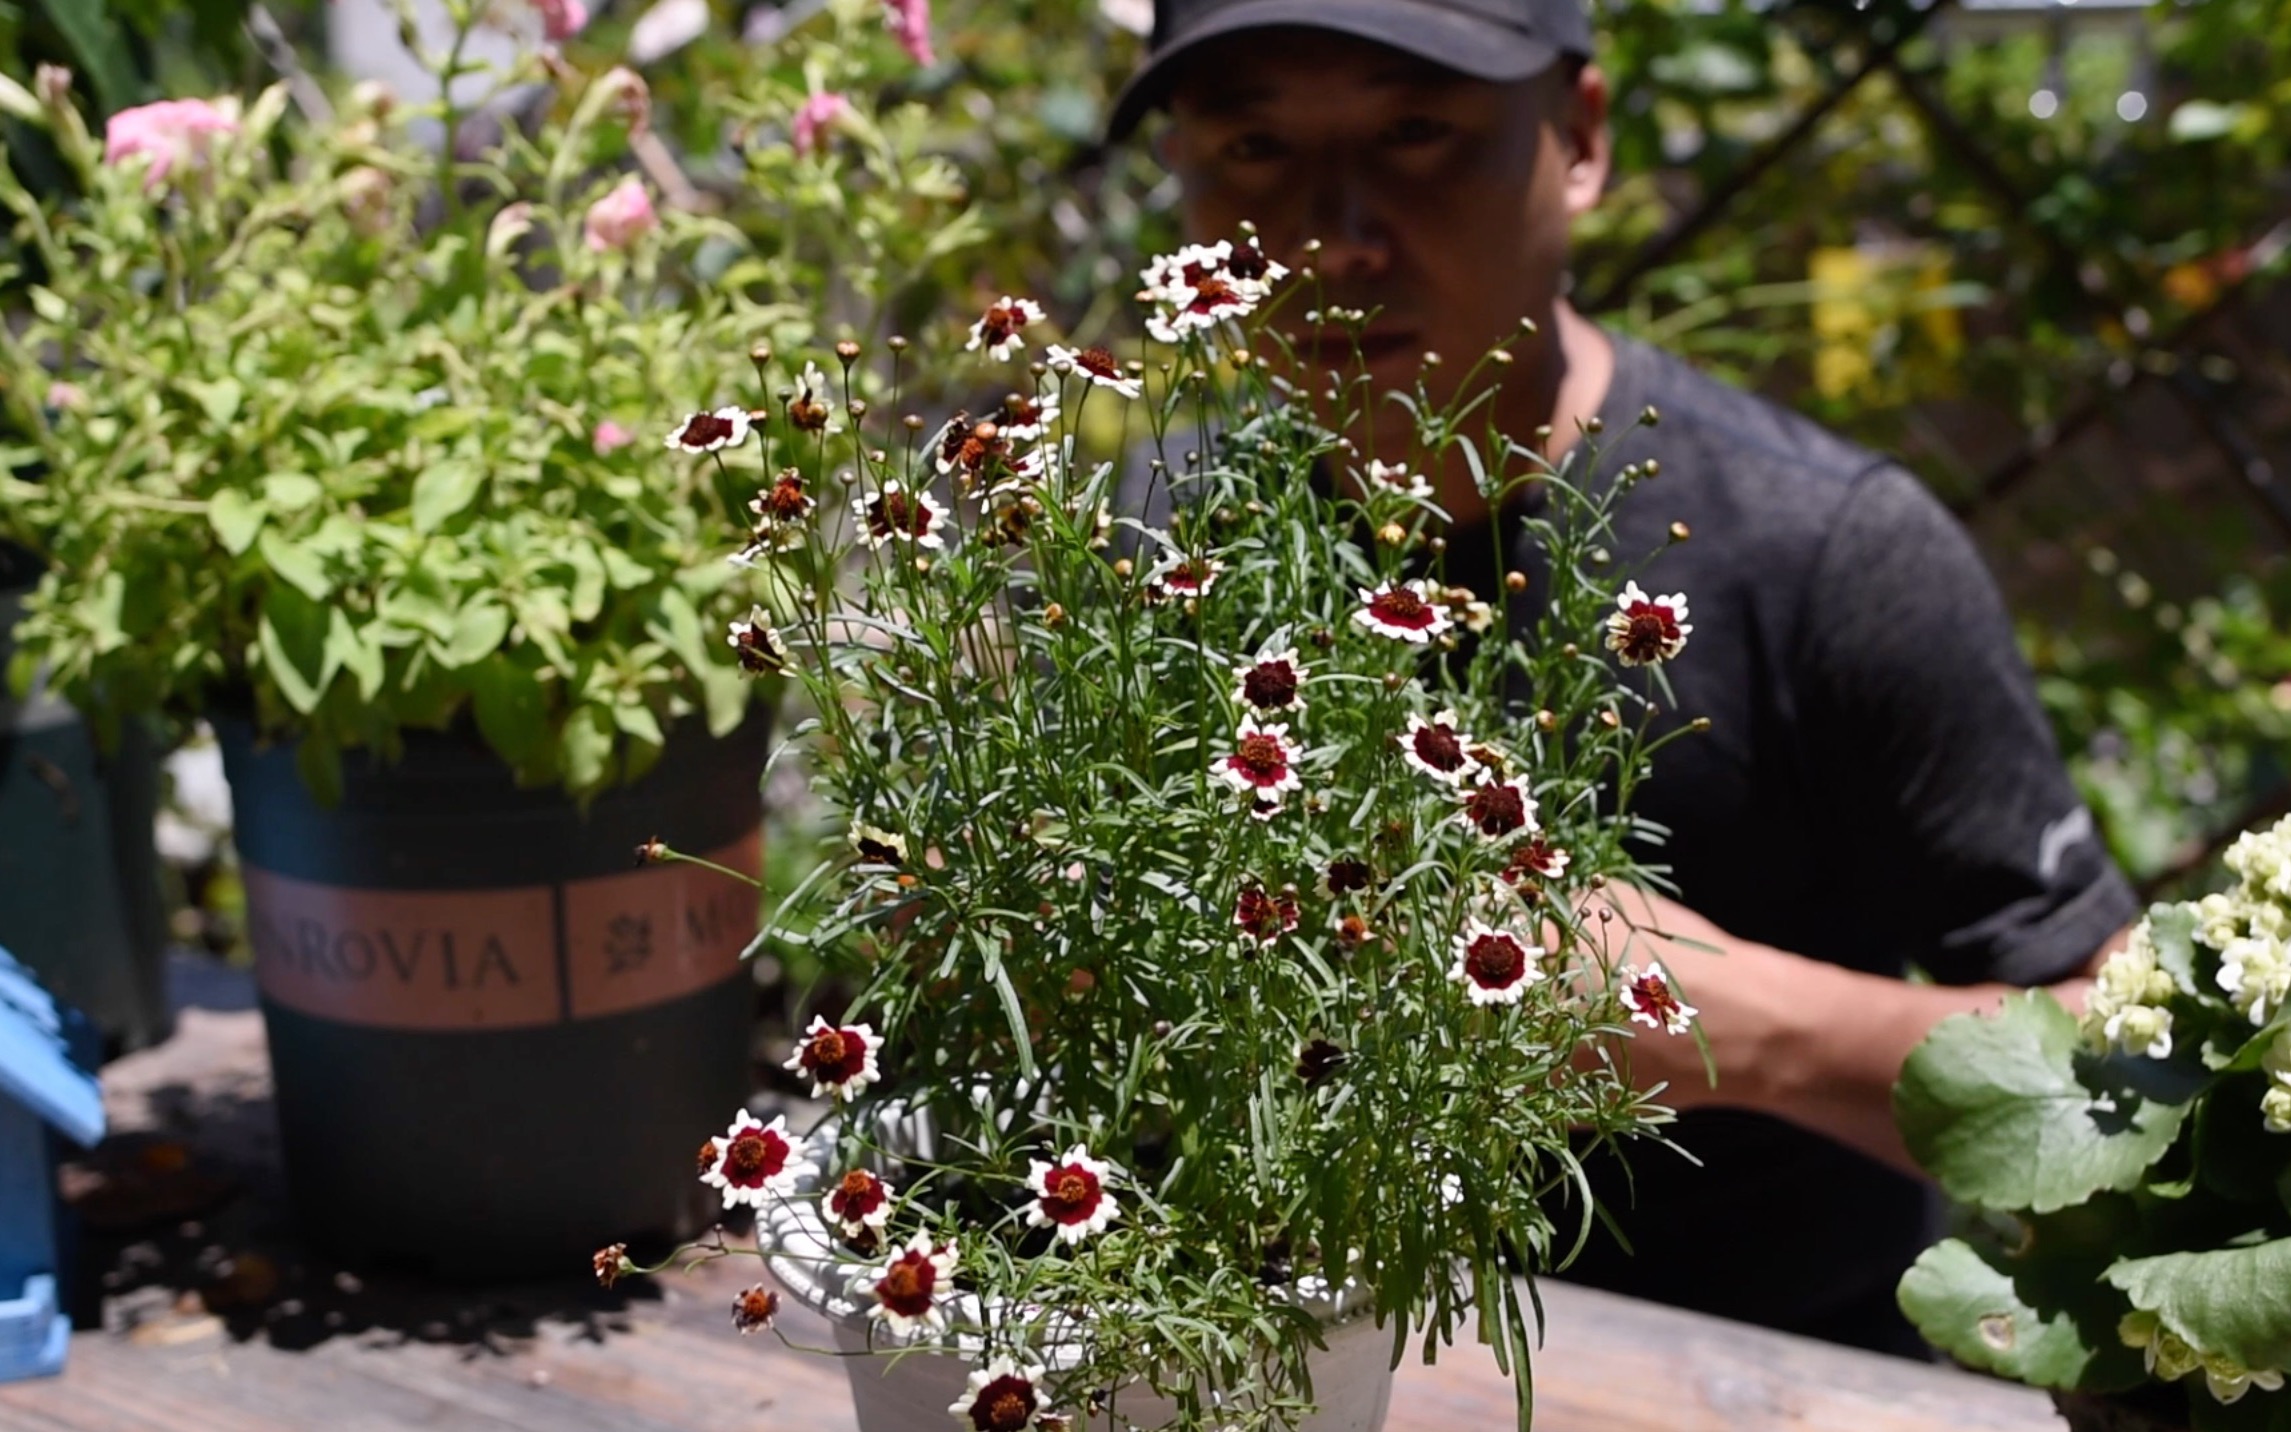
760;1126;1396;1432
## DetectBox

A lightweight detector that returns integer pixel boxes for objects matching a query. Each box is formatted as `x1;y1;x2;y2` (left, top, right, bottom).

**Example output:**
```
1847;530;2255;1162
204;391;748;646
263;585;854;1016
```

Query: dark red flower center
1039;1164;1103;1225
1185;276;1241;315
804;1026;868;1086
1004;395;1049;429
722;1127;789;1187
1630;972;1682;1023
871;491;934;539
1368;587;1435;630
1241;661;1299;709
877;1253;937;1314
1077;346;1122;380
1462;782;1527;838
854;833;901;865
733;626;786;674
1296;1038;1345;1083
1230;733;1289;785
1464;933;1527;990
677;412;734;448
1235;886;1297;942
1503;840;1561;885
968;1375;1039;1432
1227;244;1270;280
978;305;1029;345
1324;858;1372;895
1165;560;1212;593
831;1170;886;1223
758;475;809;521
1618;604;1680;663
1408;723;1467;772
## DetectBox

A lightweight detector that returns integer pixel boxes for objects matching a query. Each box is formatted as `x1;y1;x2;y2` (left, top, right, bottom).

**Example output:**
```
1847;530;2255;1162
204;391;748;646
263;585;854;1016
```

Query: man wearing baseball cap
1112;0;2141;1356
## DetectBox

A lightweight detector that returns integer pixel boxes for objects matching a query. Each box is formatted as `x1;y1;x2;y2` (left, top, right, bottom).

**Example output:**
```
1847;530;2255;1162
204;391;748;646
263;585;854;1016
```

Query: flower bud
1113;558;1133;579
634;837;668;865
1376;522;1406;547
1641;405;1661;427
1043;603;1065;626
750;341;774;367
1504;570;1527;592
1670;521;1691;543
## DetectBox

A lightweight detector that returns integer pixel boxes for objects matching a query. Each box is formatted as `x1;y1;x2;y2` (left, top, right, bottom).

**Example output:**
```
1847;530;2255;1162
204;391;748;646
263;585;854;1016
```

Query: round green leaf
1896;991;2190;1213
207;489;267;556
2106;1240;2291;1373
1899;1237;2133;1390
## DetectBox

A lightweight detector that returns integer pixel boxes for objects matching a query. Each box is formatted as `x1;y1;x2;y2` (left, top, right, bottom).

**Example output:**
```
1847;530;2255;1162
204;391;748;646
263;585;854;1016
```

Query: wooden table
0;960;2065;1432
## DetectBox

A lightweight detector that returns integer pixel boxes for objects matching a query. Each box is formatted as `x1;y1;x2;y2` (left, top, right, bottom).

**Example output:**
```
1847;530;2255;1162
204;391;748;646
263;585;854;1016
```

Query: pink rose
883;0;935;67
791;92;851;157
583;177;656;253
103;98;237;190
536;0;590;41
592;421;635;455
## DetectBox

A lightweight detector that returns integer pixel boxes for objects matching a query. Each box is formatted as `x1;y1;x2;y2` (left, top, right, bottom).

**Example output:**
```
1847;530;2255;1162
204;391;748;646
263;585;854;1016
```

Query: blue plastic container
0;945;104;1381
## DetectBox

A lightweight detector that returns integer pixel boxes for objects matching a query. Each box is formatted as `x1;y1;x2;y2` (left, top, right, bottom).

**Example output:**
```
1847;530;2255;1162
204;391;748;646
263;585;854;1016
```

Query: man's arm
1597;886;2136;1176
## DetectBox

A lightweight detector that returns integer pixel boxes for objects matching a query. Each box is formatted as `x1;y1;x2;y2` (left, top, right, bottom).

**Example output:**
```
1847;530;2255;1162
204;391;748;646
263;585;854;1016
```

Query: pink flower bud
103;97;238;190
582;177;656;253
791;92;851;157
592;421;635;455
535;0;590;42
883;0;935;67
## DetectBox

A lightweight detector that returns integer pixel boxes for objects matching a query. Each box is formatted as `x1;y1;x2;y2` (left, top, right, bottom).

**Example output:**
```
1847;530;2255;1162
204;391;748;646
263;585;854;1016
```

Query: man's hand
1567;885;2125;1176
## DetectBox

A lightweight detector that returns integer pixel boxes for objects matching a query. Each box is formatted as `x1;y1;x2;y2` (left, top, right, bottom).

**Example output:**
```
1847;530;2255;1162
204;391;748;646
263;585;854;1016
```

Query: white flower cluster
2081;922;2179;1060
2083;816;2291;1070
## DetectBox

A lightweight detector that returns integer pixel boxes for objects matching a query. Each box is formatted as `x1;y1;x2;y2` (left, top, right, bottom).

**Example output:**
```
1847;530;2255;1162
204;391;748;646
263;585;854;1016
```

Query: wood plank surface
0;958;2065;1432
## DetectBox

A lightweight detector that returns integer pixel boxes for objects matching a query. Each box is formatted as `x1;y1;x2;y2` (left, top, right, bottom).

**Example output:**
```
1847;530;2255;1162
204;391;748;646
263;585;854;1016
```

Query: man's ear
1560;62;1612;218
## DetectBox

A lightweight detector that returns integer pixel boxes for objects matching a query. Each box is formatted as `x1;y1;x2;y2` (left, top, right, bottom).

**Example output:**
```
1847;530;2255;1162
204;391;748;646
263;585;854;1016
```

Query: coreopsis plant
1898;814;2291;1430
0;4;844;800
629;236;1705;1430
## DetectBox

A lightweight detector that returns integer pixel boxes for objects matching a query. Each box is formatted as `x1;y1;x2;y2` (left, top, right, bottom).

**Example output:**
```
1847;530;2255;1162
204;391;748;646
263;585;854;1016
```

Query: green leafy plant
1897;815;2291;1429
0;0;1011;802
617;241;1711;1430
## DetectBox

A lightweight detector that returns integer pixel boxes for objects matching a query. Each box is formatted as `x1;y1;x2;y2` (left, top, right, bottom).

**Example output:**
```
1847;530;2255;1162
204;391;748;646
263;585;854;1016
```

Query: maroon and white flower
825;1168;895;1239
1233;884;1300;947
1215;716;1303;803
1319;857;1375;899
1353;580;1452;643
967;296;1047;361
1232;649;1307;714
698;1110;815;1209
1448;920;1545;1007
949;1355;1050;1431
854;481;949;549
1620;960;1699;1035
1442;585;1496;635
1457;773;1538;844
849;820;908;866
735;471;817;561
731;1284;780;1334
864;1230;957;1337
664;406;751;454
1503;837;1570;884
727;608;791;675
1045;344;1142;399
786;361;842;434
998;390;1061;443
1604;581;1692;666
1365;459;1431;501
1399;709;1482;786
1145;554;1224;602
1025;1144;1120;1245
1139;239;1288;342
783;1014;881;1101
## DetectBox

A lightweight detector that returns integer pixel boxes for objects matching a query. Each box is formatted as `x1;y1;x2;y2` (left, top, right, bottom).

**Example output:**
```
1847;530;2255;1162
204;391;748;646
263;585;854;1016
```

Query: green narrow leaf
410;459;485;533
561;704;615;794
34;0;140;116
324;608;385;702
208;489;267;555
1895;991;2190;1213
470;655;550;768
2106;1240;2291;1373
257;527;333;601
258;586;332;715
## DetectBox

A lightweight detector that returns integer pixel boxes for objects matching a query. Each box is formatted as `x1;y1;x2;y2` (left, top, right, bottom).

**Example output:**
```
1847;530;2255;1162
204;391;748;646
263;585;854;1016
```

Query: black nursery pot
217;714;770;1279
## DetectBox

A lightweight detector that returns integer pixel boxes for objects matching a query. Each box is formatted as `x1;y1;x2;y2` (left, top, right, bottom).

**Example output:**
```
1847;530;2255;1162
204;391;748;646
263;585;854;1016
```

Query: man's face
1160;28;1606;463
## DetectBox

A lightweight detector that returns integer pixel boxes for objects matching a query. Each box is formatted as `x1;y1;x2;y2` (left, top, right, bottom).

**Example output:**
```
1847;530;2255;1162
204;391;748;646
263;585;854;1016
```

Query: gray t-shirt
1505;334;2137;1353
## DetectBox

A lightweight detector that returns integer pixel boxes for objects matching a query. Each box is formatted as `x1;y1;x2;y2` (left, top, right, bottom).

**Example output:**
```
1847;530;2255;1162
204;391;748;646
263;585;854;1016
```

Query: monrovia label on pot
245;834;761;1029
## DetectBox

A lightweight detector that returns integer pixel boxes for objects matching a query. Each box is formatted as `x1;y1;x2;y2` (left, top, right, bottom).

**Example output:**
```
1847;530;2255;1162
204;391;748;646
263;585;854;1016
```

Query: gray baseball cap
1107;0;1596;140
